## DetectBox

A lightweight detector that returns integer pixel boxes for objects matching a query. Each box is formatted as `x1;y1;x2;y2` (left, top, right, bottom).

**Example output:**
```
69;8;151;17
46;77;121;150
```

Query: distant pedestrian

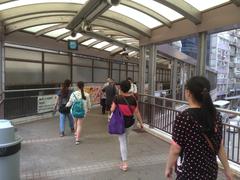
100;79;110;114
54;79;74;137
66;81;91;145
102;78;117;117
165;76;233;180
127;77;138;100
110;80;144;171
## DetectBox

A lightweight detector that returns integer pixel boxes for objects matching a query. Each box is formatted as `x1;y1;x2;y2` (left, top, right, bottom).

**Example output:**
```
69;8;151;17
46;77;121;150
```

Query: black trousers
100;99;106;114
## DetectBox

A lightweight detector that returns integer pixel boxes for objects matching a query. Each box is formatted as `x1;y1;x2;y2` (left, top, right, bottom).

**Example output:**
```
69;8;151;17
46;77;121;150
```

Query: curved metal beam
0;0;12;4
92;19;141;38
120;0;171;27
154;0;201;24
4;12;76;25
101;11;151;37
5;16;72;34
2;3;149;38
231;0;240;6
0;3;80;20
33;19;139;41
35;24;67;36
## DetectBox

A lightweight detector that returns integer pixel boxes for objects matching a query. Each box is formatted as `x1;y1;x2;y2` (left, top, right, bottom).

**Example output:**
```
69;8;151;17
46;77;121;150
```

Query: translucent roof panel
44;28;70;38
105;45;119;51
93;41;109;49
110;4;162;28
64;33;83;40
184;0;230;11
0;0;87;11
24;24;58;33
131;0;183;21
81;39;97;46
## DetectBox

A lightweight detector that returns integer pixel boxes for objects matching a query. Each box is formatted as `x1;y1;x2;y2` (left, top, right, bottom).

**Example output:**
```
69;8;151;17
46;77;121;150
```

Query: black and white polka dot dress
172;108;223;180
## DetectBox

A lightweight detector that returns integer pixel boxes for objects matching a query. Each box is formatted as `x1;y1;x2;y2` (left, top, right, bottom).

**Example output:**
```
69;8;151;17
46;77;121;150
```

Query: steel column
139;46;146;94
197;32;207;76
148;44;157;96
0;22;5;118
171;59;177;107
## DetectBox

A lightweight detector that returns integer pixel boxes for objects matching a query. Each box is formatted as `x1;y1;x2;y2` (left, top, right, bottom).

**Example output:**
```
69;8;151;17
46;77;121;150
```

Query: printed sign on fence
37;95;57;113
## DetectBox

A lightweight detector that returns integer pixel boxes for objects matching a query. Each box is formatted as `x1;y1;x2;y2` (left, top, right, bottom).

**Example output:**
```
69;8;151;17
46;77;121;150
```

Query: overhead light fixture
67;0;120;32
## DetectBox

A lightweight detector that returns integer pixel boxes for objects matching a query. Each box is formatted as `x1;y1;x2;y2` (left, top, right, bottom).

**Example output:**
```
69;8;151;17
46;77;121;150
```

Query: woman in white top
66;81;91;145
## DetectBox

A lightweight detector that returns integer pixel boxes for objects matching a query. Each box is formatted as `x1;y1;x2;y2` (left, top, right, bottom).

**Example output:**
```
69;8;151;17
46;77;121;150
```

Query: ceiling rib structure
0;0;237;59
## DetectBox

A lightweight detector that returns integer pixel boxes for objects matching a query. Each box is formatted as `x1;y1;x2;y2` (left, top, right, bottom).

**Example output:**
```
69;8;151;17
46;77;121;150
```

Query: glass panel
45;28;70;38
128;71;134;80
134;64;139;71
94;60;108;68
64;33;83;40
93;68;108;82
134;71;139;82
105;45;119;51
112;63;120;69
110;4;162;28
24;24;58;33
72;56;92;66
184;0;230;11
132;0;183;21
5;47;42;61
0;0;87;11
73;66;92;83
45;64;70;84
112;70;120;82
128;64;134;70
93;41;109;49
121;64;126;70
5;61;42;86
44;53;69;64
120;70;126;81
81;39;97;46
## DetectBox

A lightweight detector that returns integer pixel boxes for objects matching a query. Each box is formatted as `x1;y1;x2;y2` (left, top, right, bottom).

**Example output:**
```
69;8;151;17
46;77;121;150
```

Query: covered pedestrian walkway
17;107;229;180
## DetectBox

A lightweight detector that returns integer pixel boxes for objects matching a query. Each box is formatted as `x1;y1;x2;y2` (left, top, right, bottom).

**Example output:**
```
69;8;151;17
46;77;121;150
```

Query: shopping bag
108;106;125;135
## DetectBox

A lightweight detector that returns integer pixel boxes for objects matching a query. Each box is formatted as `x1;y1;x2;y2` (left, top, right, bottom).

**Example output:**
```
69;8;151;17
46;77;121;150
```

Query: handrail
139;94;240;116
4;87;60;93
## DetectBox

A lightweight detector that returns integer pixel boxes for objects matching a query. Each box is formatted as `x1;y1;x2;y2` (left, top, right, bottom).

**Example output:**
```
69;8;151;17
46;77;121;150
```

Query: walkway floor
16;108;238;180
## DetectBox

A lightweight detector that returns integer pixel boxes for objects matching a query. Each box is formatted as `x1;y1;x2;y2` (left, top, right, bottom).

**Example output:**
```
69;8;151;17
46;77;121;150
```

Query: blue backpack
71;93;85;118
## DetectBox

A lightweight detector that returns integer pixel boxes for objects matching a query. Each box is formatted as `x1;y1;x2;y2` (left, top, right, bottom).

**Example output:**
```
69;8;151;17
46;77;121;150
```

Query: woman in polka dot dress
165;76;233;180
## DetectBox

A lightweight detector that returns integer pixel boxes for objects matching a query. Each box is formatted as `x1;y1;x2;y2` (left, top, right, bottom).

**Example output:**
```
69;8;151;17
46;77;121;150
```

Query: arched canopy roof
0;0;238;58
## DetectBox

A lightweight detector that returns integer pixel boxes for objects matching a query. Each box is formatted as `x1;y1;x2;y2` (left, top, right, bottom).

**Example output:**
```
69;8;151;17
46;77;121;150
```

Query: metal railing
138;94;240;165
3;88;59;119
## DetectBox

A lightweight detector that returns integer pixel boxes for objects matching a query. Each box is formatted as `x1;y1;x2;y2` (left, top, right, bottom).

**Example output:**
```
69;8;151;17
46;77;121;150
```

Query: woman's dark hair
77;81;86;100
185;76;216;135
61;79;71;97
120;80;131;93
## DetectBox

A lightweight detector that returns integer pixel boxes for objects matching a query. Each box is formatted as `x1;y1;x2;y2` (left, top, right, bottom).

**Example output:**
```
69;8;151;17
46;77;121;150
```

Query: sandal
119;163;128;171
75;140;80;145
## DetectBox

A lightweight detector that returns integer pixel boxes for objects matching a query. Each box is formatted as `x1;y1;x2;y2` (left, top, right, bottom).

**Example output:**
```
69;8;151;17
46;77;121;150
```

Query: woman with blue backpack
66;81;91;145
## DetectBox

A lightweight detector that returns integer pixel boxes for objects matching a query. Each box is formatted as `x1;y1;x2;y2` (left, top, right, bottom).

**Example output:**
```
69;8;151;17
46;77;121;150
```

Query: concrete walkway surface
16;108;238;180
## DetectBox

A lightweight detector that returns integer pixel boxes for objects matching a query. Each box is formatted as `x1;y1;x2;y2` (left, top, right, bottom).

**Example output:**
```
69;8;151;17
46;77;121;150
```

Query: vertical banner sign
37;95;57;113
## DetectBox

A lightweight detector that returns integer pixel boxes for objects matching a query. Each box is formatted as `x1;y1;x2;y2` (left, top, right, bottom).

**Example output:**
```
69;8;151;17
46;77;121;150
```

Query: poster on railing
37;95;57;113
84;85;102;105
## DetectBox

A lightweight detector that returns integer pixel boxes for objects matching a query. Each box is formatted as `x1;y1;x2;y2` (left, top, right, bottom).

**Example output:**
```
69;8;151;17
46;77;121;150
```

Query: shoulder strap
122;96;134;114
187;109;216;153
73;92;79;101
202;133;215;152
